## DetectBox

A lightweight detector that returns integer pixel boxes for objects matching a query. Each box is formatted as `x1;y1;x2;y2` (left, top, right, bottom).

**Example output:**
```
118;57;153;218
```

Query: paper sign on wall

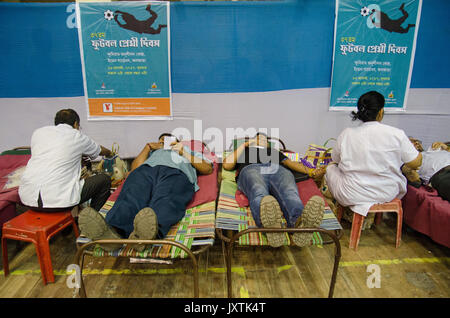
330;0;422;111
77;1;172;120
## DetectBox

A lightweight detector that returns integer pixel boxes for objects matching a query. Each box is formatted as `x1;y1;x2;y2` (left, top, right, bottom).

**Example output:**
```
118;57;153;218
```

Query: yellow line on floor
1;257;447;277
339;257;450;267
239;286;249;298
0;266;246;277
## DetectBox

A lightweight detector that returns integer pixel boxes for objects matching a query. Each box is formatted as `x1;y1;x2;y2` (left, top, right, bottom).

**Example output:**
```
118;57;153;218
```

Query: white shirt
19;124;101;208
326;121;419;216
418;149;450;184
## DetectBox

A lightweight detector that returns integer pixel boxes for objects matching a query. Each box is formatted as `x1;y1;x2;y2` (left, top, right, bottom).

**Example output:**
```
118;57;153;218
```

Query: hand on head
431;142;448;151
147;142;163;151
170;142;184;156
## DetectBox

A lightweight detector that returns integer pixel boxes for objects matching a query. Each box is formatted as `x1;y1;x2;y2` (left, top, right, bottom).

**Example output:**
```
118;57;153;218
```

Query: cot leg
349;213;364;251
78;253;87;298
337;205;343;222
226;239;235;298
2;237;9;277
328;232;342;298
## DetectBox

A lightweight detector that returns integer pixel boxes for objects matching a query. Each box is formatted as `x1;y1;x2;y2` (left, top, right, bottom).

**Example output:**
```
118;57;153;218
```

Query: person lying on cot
324;91;422;227
403;138;450;202
223;132;326;248
78;133;213;251
19;109;113;213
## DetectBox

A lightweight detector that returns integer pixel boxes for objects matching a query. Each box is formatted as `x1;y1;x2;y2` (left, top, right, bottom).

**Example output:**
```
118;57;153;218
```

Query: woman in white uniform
325;91;422;220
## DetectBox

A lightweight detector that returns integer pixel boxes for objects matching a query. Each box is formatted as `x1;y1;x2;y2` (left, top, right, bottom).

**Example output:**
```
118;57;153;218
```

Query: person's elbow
205;163;213;175
198;162;213;175
405;152;422;170
222;162;235;171
130;159;142;172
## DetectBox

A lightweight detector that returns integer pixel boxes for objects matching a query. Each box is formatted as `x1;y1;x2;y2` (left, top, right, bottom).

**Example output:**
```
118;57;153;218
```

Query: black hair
54;109;80;127
158;133;179;142
351;91;385;122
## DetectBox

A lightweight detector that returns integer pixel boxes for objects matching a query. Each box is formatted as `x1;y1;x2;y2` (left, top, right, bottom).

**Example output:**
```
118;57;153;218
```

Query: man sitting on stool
19;109;113;213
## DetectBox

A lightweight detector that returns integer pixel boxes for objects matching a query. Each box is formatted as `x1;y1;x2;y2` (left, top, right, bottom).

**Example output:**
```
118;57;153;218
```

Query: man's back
19;124;100;208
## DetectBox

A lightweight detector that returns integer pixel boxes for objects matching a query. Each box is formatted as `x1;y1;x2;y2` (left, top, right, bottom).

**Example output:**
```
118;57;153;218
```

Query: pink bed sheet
0;154;31;226
402;184;450;248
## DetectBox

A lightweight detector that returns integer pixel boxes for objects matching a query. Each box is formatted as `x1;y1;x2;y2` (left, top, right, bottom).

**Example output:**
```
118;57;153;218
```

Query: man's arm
431;142;449;151
223;139;255;171
281;158;310;175
282;158;326;182
99;146;113;158
171;143;213;175
404;152;422;170
130;142;162;172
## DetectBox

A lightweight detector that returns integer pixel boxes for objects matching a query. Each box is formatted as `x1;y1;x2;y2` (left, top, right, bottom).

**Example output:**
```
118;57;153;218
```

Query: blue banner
2;1;449;98
77;1;171;119
330;0;422;110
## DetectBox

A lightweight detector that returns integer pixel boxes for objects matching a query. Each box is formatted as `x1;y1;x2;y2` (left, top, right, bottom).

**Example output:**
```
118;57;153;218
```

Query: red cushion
181;140;218;208
186;161;218;209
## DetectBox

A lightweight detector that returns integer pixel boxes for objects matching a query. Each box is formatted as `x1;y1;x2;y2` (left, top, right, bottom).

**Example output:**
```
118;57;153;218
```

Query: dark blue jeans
237;163;304;228
105;164;195;238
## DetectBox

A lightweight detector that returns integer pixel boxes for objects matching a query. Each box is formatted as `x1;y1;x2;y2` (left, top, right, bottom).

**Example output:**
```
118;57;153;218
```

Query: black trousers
79;173;112;211
430;165;450;202
32;173;111;212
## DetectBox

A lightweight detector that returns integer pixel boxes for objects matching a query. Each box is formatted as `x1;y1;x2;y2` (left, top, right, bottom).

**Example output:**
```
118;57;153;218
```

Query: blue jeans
237;163;304;228
105;164;195;238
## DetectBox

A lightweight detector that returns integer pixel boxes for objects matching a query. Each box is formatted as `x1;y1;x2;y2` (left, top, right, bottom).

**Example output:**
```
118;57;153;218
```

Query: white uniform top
325;121;419;216
418;149;450;184
19;124;101;208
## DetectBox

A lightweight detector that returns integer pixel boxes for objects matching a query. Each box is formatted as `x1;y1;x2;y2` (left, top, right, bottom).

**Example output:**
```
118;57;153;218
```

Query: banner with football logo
77;1;171;120
330;0;422;110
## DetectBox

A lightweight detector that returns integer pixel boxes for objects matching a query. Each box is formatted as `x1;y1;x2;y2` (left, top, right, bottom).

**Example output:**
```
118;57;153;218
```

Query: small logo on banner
104;10;114;21
103;103;113;113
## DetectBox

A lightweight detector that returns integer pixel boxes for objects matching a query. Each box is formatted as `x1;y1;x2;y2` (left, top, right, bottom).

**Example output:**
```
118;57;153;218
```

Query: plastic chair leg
72;220;80;238
349;213;364;250
36;232;54;284
375;213;383;225
396;210;403;248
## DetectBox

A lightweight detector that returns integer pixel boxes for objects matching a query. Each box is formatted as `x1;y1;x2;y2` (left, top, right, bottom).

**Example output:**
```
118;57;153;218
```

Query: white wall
1;88;449;158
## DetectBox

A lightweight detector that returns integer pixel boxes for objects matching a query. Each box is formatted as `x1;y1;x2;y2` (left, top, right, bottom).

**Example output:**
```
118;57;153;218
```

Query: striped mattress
216;167;342;246
77;199;216;259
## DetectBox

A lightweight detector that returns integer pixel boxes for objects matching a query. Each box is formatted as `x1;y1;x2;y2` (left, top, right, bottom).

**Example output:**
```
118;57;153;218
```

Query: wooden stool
337;198;403;250
2;210;79;284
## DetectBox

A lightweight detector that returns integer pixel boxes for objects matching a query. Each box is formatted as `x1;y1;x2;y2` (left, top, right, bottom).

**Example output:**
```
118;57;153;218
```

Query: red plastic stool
337;198;403;251
2;210;79;284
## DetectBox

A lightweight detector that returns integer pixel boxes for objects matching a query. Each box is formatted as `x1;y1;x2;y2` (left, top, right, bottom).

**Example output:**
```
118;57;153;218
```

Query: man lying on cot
78;133;213;251
403;138;450;202
223;132;326;248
